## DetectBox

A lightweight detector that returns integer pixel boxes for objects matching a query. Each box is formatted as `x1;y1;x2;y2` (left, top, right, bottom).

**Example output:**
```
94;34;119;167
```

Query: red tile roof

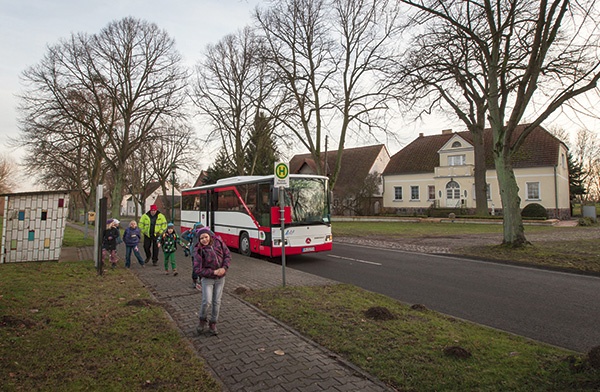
290;144;388;193
383;124;564;175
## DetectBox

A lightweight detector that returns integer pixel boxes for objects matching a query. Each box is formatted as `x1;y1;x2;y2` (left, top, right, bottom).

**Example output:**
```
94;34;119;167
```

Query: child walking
158;222;179;275
194;227;231;336
123;220;145;268
180;222;204;289
102;219;121;269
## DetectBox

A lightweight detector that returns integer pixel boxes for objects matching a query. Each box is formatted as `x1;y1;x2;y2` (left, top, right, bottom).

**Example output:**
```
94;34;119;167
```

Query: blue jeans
125;246;144;268
200;277;225;323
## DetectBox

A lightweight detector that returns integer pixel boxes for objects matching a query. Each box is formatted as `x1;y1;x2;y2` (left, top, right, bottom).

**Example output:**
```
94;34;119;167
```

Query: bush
578;217;597;226
521;203;547;218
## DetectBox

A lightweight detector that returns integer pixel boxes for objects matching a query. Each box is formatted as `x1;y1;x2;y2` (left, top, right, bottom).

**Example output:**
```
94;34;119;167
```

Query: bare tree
145;120;196;222
255;0;401;189
192;27;276;175
396;16;489;215
0;155;17;194
399;0;600;247
16;17;189;219
571;128;600;202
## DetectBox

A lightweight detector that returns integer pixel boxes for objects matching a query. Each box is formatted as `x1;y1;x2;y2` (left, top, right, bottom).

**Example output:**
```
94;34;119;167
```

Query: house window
428;186;435;201
452;141;462;148
526;182;540;200
410;186;420;201
446;181;460;199
394;186;403;201
471;184;492;200
448;154;466;166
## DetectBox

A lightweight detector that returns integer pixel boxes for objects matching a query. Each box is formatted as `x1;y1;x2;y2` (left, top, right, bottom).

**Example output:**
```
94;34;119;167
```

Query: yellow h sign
274;162;289;187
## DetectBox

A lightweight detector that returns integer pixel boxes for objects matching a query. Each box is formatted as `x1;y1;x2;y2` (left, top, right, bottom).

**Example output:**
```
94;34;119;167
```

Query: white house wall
369;147;391;196
383;165;569;213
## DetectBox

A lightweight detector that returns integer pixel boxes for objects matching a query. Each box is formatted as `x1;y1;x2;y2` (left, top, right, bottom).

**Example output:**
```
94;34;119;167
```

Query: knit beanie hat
193;222;204;229
197;227;214;237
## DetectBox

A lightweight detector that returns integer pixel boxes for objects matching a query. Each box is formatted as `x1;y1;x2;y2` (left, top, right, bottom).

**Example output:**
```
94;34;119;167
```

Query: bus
180;174;333;258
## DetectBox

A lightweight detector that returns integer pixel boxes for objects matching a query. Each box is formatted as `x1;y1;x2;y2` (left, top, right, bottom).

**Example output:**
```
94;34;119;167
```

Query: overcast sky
0;0;266;190
1;1;598;192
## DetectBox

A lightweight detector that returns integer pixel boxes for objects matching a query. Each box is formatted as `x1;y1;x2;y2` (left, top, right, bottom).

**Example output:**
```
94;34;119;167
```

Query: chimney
442;129;452;135
418;133;424;138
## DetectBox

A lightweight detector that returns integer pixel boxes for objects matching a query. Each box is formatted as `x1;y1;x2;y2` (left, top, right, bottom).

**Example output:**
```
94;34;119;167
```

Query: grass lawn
242;284;600;391
0;260;220;391
333;221;600;275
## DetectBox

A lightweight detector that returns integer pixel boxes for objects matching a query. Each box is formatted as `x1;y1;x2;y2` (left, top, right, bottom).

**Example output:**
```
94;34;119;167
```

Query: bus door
208;189;217;232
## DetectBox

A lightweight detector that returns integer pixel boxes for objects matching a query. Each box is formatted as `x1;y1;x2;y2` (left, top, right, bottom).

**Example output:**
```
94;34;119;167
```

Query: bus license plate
302;247;315;253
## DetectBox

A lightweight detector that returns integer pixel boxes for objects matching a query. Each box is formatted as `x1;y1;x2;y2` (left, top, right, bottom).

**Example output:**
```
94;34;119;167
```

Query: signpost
274;162;289;286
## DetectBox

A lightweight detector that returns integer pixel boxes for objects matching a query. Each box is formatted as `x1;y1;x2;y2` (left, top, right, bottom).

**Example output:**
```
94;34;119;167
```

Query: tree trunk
472;129;489;216
494;152;527;247
111;175;123;220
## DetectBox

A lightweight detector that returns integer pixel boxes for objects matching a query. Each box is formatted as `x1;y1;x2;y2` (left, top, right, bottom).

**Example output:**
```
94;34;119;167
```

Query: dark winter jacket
193;232;231;279
123;227;142;247
102;227;121;251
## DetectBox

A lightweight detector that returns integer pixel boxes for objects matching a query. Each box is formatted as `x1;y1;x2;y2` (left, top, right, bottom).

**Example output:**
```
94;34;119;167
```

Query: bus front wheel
239;232;251;257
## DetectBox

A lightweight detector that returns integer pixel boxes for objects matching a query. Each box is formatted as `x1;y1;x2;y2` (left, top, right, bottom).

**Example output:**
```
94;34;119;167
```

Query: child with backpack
158;223;179;275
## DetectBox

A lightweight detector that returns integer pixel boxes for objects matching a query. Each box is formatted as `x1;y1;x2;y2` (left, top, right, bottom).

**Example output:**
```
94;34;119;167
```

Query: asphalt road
284;242;600;353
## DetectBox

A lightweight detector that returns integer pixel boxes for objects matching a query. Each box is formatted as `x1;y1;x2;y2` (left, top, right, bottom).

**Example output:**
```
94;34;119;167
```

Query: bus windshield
284;177;330;225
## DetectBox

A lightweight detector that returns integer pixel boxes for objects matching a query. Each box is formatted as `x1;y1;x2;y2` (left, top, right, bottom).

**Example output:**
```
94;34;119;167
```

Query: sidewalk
65;223;392;392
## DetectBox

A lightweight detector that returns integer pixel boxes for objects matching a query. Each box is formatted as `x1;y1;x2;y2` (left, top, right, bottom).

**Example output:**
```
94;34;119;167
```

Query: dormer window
452;141;462;148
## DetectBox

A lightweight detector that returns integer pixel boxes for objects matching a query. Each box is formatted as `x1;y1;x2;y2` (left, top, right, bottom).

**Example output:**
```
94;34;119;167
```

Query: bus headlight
325;234;332;242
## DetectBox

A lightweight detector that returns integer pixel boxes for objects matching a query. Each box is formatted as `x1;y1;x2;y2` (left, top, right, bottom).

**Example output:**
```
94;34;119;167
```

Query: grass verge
0;261;220;391
242;284;600;391
62;225;96;247
332;221;600;274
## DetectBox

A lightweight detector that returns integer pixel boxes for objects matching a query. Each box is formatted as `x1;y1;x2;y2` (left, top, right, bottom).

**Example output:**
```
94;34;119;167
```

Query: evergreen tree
568;152;586;203
245;113;279;175
204;148;235;184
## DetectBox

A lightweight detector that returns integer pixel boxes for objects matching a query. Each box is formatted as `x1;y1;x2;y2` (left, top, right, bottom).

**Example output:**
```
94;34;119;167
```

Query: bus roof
182;174;329;192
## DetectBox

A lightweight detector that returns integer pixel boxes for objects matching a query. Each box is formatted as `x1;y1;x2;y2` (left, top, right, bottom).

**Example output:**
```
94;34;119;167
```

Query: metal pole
171;165;175;223
94;185;103;270
280;186;286;287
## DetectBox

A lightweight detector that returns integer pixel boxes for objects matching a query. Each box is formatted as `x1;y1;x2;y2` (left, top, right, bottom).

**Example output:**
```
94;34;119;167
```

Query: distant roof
144;182;161;195
290;144;388;193
382;124;565;175
193;170;209;187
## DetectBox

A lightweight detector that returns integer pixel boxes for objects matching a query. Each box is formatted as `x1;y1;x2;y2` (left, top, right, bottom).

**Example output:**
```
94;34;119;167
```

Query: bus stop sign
274;162;289;188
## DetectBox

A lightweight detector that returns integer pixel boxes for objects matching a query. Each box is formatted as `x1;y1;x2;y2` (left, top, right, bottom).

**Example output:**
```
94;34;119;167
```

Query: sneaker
144;257;150;264
195;282;202;291
209;322;218;336
173;270;178;276
196;319;207;334
111;263;116;269
165;270;169;275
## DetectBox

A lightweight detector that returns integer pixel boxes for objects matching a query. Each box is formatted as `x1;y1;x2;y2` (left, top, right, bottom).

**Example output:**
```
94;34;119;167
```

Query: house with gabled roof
120;181;180;217
382;124;570;219
289;144;390;215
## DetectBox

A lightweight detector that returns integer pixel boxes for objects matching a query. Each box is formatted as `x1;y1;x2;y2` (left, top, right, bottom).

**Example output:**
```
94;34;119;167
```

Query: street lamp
170;163;177;224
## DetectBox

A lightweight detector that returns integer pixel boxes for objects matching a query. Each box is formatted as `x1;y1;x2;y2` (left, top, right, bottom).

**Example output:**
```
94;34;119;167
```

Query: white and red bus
180;174;333;258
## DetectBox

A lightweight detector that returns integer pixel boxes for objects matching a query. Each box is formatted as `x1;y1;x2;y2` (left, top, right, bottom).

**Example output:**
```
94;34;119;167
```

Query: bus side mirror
271;206;292;225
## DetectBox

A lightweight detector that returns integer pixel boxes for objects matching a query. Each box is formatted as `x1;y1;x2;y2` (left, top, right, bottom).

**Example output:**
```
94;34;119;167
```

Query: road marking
328;254;382;266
